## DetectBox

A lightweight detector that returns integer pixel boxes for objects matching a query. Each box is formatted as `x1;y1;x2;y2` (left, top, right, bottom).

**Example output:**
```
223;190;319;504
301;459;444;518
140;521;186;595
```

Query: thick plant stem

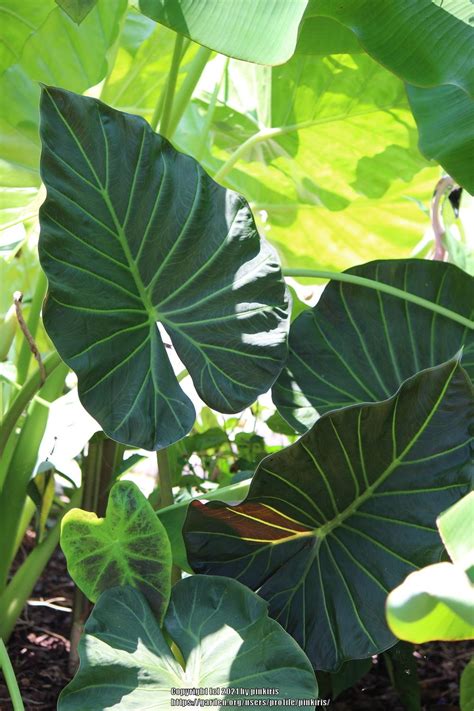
167;46;212;137
159;34;185;138
157;449;174;509
0;638;24;710
282;268;474;330
0;351;62;458
151;89;166;132
156;450;181;584
152;38;190;131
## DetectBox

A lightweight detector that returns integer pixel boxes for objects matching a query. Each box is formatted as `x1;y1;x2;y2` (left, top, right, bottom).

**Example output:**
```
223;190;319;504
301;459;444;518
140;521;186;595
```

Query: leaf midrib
315;359;459;540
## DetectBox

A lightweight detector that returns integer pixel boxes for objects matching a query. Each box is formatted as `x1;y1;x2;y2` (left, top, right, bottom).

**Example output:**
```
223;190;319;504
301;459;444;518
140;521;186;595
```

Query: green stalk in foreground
282;268;474;330
0;638;24;711
166;45;212;137
158;33;185;138
156;449;180;584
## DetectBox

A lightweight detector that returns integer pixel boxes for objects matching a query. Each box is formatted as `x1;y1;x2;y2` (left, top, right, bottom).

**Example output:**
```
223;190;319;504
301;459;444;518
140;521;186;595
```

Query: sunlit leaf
176;53;438;272
185;358;473;670
139;0;308;64
101;18;201;123
386;562;474;643
0;0;127;231
0;1;55;74
387;494;474;643
438;492;474;578
59;578;318;709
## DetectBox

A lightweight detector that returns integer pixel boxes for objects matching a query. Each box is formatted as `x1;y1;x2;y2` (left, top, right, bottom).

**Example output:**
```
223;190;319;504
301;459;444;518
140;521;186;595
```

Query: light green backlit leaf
438;493;474;579
0;1;55;73
0;0;127;231
139;0;308;65
386;562;474;643
176;52;438;273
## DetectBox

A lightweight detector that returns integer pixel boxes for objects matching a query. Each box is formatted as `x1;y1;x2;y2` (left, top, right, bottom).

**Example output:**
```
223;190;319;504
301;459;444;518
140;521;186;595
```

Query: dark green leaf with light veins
58;578;318;709
185;358;473;671
61;481;172;621
39;87;289;450
273;260;473;432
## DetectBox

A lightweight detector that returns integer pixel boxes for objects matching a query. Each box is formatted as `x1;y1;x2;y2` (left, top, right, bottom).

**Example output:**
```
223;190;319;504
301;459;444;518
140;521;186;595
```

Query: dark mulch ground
1;535;471;710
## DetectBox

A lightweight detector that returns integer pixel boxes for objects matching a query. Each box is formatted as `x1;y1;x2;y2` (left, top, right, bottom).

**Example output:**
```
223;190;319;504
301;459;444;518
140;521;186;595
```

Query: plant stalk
157;449;174;509
167;46;212;137
158;34;185;138
156;449;181;584
214;104;405;184
196;57;228;161
0;638;24;710
282;268;474;330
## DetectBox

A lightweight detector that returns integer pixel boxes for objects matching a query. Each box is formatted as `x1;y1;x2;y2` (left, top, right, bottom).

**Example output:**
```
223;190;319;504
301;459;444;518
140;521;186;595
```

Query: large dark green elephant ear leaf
273;259;473;432
39;86;289;450
185;357;474;671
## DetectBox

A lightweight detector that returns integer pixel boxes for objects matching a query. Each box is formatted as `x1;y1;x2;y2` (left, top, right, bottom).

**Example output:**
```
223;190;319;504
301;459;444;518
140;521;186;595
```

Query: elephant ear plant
34;85;473;708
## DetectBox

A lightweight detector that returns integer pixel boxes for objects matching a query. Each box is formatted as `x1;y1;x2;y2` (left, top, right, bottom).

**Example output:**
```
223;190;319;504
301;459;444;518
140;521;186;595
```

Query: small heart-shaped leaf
61;480;171;621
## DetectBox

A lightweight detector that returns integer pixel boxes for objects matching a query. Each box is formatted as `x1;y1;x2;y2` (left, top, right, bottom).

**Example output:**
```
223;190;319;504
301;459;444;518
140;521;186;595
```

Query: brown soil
0;537;471;710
